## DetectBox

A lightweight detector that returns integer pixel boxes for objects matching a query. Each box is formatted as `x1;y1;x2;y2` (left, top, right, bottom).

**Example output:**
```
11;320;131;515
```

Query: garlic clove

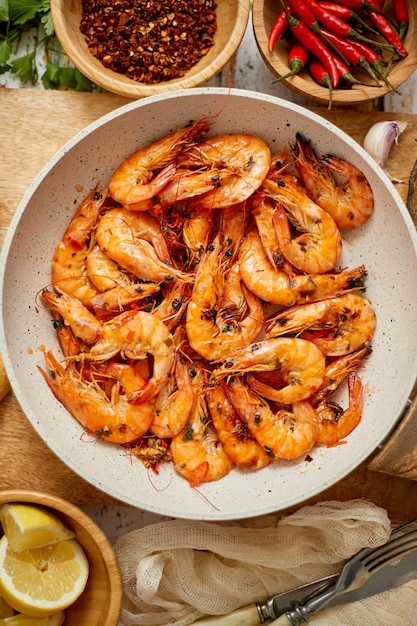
363;121;407;183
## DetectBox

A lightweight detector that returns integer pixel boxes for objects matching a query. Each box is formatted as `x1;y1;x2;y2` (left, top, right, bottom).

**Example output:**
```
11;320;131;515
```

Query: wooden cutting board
1;88;417;520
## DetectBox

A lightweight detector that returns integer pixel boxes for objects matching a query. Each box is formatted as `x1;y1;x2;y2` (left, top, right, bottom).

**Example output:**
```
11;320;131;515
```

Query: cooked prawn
212;337;326;404
252;194;287;270
206;381;272;470
97;207;172;264
315;346;371;402
170;369;232;486
86;244;161;313
152;282;190;330
92;282;160;316
150;358;194;439
82;309;175;404
51;186;108;305
265;293;376;356
186;236;263;361
56;323;83;358
313;371;363;446
225;377;318;460
153;167;231;208
293;133;374;230
264;176;342;274
95;208;192;284
108;119;210;206
38;353;154;444
42;288;102;345
86;245;132;293
182;207;213;266
217;200;251;262
238;228;366;307
180;133;271;210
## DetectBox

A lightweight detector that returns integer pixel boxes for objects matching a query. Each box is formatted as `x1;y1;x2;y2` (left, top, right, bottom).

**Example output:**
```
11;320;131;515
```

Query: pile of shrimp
38;118;376;488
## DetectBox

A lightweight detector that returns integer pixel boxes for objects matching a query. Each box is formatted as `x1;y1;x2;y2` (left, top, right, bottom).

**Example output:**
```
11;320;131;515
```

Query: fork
270;522;417;625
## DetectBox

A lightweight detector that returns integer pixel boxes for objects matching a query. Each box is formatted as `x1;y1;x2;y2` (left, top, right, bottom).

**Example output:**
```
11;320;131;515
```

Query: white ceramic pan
1;89;417;520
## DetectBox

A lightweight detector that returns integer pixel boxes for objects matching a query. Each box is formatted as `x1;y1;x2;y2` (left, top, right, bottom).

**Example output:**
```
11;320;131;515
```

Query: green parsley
0;0;93;90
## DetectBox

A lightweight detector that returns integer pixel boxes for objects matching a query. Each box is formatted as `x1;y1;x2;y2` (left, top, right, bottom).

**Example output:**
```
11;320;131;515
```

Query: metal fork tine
361;528;417;567
365;539;417;574
275;522;417;625
368;544;417;574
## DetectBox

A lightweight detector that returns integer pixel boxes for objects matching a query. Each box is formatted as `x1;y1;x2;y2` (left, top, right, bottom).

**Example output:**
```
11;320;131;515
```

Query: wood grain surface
1;88;417;519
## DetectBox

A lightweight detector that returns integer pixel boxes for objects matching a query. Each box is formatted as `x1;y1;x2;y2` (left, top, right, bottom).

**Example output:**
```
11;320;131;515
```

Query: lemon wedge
0;613;65;625
0;535;89;618
0;505;74;552
0;613;64;625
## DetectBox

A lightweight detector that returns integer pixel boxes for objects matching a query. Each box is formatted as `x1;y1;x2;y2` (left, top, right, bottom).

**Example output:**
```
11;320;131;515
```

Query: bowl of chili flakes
252;0;417;106
51;0;250;98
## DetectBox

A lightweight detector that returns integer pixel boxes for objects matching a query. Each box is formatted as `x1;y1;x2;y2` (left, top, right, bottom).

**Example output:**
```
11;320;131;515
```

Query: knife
187;574;339;625
270;543;417;625
188;520;417;626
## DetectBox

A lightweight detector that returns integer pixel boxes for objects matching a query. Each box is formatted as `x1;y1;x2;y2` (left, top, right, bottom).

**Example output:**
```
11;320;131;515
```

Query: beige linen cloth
114;499;417;625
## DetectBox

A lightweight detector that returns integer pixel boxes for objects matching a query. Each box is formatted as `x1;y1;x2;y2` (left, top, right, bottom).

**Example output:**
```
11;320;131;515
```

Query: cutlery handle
269;615;293;626
188;604;261;625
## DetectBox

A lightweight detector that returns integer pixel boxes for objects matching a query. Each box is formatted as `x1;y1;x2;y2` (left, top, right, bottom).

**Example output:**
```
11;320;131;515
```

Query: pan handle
368;391;417;479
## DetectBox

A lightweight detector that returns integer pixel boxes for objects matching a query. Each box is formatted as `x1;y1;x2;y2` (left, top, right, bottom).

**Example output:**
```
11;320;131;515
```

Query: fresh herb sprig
0;0;93;90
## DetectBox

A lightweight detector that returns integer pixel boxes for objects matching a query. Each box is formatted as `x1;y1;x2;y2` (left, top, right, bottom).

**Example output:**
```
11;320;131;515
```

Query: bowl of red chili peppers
253;0;417;107
50;0;250;98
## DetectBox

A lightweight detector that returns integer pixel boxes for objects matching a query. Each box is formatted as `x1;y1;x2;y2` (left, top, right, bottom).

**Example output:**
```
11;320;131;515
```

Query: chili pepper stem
271;66;302;83
351;31;395;52
359;59;381;86
373;68;402;95
398;21;408;40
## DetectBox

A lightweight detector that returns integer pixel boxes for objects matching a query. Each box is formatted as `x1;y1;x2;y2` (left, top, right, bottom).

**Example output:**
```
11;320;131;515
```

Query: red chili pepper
366;4;409;57
308;58;333;109
319;27;381;85
332;0;383;9
268;10;288;52
280;3;340;87
303;0;390;49
287;0;321;33
315;2;358;19
316;2;380;35
347;38;382;71
273;42;309;82
348;38;402;93
331;54;363;85
392;0;409;39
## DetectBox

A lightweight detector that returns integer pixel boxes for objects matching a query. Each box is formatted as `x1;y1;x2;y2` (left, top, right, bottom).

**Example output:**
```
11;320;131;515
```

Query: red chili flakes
80;0;218;85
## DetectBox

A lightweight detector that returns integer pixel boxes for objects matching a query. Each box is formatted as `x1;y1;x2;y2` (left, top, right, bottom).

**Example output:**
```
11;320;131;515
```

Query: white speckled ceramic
1;89;417;520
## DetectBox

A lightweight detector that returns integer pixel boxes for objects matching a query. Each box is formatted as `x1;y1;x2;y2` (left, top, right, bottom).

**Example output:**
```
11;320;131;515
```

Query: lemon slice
0;536;89;618
0;505;74;552
0;613;65;625
0;618;49;626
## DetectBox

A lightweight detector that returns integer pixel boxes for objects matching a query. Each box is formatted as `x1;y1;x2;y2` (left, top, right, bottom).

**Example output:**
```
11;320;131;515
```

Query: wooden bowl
51;0;249;98
253;0;417;106
0;490;122;626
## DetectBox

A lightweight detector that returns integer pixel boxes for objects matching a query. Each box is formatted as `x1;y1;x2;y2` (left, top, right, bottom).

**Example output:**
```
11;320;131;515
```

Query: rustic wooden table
1;11;417;542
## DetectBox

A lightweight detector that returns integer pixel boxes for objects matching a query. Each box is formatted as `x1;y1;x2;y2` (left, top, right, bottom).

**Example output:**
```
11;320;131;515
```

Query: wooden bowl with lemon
0;490;122;626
